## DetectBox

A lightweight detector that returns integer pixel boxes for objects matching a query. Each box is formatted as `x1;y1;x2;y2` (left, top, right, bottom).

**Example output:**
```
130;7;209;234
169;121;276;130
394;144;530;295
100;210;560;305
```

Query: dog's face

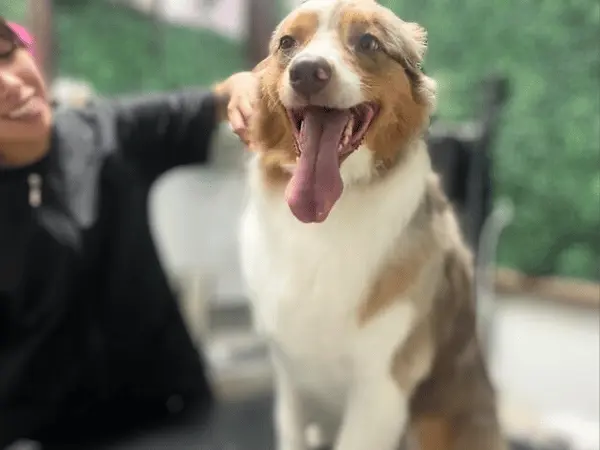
251;0;436;223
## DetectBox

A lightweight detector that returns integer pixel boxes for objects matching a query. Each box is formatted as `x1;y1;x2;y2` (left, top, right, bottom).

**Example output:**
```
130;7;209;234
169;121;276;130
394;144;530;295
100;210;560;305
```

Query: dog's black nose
289;56;332;97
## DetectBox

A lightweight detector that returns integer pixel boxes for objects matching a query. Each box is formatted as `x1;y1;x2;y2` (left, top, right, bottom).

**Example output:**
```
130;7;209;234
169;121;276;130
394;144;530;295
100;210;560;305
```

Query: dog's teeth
345;118;354;140
339;117;354;149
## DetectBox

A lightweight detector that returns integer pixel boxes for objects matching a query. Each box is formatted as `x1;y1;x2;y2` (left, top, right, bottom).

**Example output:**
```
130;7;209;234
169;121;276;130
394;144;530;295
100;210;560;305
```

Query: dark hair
0;17;16;38
0;17;23;58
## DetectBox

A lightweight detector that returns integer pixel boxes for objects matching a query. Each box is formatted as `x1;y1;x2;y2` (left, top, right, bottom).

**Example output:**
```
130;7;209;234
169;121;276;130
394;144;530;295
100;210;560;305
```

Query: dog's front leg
334;375;408;450
273;356;307;450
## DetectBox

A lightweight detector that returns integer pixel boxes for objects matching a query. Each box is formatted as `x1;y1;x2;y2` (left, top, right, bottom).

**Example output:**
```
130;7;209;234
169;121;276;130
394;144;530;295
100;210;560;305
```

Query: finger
239;131;250;146
228;120;249;144
228;108;247;137
238;97;254;124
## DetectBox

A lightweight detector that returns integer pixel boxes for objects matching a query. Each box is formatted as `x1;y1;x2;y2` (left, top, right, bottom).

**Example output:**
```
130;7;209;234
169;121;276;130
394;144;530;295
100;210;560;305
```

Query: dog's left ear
398;20;436;111
405;22;428;63
379;9;428;69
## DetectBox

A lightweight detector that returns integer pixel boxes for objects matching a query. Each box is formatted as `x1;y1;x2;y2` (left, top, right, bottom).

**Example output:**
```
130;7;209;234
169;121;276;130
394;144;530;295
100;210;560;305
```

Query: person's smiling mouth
2;94;44;121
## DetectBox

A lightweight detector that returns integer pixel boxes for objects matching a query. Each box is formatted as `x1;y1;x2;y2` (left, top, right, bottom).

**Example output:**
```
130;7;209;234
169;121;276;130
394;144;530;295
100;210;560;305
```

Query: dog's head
251;0;436;223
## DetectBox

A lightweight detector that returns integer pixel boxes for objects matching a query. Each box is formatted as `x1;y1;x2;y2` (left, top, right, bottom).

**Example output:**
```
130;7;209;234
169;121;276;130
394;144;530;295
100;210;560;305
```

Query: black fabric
0;90;218;447
428;134;492;250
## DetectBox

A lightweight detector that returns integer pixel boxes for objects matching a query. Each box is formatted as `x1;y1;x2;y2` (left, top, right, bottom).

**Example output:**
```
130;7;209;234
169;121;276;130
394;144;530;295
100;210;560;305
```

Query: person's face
0;21;52;146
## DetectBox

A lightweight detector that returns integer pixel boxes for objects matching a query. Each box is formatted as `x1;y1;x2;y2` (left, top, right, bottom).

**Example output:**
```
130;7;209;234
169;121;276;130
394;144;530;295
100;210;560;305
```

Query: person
0;18;256;447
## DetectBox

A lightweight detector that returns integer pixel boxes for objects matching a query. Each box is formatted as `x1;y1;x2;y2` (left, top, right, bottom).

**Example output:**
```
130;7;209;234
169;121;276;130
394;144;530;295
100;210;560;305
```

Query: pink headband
7;22;35;56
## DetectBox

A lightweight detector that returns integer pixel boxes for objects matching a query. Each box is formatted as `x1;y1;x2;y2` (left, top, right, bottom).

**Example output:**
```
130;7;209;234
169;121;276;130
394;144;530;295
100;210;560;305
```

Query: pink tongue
285;108;350;223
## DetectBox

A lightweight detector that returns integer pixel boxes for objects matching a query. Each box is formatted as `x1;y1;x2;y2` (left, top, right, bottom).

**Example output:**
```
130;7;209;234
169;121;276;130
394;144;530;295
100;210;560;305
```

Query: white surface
149;127;249;302
150;167;247;301
491;295;600;439
117;0;247;39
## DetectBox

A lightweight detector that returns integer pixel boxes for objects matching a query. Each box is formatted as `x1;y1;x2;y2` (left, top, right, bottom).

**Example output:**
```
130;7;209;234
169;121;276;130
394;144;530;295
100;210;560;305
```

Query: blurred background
2;0;598;448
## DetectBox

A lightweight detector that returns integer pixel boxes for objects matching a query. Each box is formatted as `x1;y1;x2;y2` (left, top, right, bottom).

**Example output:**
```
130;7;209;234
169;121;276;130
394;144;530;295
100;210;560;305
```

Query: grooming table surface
85;304;568;450
88;394;553;450
91;397;274;450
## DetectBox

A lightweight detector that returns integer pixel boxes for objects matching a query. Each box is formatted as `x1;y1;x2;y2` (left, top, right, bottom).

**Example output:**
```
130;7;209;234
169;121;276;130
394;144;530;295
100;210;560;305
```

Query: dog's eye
279;35;297;51
357;33;381;52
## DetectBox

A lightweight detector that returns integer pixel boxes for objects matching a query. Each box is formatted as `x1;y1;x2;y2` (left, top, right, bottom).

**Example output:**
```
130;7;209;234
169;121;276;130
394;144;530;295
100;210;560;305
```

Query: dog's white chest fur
240;149;429;418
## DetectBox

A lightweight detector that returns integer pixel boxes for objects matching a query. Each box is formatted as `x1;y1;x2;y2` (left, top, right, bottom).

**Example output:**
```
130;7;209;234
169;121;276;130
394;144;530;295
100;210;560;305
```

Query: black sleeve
108;90;221;183
93;162;215;432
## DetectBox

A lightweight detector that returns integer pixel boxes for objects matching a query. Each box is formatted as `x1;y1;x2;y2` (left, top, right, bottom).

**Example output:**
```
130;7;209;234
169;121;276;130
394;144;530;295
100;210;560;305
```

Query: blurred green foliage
3;0;599;280
1;1;27;23
378;0;599;281
53;1;246;93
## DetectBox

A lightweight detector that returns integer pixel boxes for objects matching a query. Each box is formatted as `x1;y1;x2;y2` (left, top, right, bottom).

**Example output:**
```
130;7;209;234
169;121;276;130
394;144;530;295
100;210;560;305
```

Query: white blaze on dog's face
251;0;436;224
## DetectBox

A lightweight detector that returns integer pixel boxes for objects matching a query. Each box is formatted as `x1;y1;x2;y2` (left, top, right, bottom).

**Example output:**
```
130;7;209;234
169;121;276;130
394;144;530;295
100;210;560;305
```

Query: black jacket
0;90;219;446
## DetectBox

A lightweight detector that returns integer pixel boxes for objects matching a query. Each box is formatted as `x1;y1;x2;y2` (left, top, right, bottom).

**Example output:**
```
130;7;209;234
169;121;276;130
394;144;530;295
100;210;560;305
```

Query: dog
239;0;507;448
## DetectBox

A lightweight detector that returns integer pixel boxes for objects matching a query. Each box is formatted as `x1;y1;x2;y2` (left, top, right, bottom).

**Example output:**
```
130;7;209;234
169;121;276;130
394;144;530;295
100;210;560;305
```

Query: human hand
215;71;258;145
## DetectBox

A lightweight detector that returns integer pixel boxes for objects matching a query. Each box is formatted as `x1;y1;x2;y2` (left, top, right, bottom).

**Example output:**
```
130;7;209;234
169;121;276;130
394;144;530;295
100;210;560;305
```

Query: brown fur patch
358;178;449;326
357;240;427;324
249;10;320;190
336;6;430;170
412;416;454;450
275;10;320;51
366;176;505;449
357;229;434;326
251;68;295;188
405;247;507;449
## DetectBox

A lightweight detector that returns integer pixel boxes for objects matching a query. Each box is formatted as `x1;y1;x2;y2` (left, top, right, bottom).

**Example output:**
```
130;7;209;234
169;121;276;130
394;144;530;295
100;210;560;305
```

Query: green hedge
382;0;600;281
54;1;246;93
1;2;27;23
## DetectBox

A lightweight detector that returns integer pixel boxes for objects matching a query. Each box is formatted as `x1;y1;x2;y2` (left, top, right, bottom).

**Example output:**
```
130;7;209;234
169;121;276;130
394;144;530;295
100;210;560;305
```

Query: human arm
105;71;257;183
